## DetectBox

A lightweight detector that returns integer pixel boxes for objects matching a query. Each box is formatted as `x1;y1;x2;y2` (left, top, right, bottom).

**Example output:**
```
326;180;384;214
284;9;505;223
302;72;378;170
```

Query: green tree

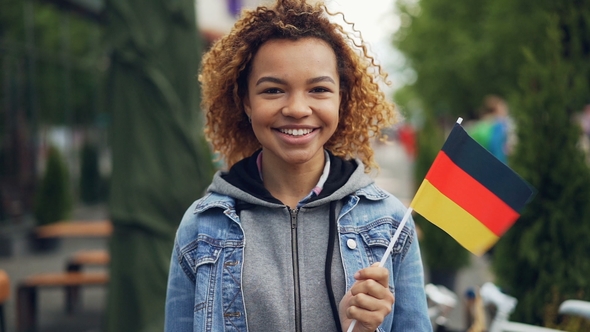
32;3;104;126
1;0;106;219
79;142;102;203
394;0;494;119
394;0;590;327
491;3;590;327
34;145;72;225
1;0;104;127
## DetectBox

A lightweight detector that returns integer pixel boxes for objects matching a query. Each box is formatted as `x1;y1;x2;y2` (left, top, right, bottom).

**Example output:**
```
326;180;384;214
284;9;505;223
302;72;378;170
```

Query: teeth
280;128;313;136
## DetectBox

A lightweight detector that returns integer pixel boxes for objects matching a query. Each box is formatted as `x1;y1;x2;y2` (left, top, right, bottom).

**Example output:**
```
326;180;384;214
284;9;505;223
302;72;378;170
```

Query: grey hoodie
208;151;373;331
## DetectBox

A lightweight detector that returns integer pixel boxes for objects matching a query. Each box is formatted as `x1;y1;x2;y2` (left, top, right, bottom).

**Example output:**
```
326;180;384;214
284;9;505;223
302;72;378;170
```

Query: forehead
257;37;334;52
249;37;338;76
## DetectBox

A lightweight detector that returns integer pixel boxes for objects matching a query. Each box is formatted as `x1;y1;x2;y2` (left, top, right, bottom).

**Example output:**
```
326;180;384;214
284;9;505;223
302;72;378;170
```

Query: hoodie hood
208;150;374;207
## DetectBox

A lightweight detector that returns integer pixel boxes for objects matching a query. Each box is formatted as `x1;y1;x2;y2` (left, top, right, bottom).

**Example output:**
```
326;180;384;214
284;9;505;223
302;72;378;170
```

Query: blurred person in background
468;95;514;164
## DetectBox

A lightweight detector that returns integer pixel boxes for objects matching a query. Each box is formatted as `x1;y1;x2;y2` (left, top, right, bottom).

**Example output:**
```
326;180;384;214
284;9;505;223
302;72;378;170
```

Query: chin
282;150;322;166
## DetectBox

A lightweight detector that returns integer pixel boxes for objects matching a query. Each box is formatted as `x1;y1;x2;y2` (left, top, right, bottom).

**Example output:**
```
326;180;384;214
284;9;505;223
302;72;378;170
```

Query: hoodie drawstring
325;200;343;332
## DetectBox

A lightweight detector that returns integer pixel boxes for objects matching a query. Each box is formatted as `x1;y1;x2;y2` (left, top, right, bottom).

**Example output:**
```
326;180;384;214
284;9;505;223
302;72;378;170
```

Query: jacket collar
217;149;358;205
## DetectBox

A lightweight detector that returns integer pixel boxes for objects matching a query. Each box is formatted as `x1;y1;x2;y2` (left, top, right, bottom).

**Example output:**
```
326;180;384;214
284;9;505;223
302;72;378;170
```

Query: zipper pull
290;208;298;229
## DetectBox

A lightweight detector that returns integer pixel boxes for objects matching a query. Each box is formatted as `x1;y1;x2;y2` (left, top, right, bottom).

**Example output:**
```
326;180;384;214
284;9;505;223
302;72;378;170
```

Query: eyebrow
307;76;336;85
255;76;336;86
255;77;286;86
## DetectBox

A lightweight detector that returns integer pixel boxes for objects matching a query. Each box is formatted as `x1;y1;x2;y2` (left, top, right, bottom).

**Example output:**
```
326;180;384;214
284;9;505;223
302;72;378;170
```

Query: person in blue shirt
468;95;513;164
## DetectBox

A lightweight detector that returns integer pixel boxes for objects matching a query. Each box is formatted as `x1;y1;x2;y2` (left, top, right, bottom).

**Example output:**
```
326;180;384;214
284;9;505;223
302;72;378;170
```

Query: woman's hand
339;263;395;332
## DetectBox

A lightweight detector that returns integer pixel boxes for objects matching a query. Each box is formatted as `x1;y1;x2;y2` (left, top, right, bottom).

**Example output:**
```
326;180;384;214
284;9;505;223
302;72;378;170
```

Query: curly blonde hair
199;0;398;171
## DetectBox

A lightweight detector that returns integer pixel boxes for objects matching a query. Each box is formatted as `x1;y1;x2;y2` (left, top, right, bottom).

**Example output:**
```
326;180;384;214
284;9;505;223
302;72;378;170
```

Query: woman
165;1;431;331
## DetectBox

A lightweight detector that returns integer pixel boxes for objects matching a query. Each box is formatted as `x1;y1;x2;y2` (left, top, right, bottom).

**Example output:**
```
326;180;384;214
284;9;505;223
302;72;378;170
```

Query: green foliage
492;6;590;326
79;142;102;203
34;5;104;126
395;0;590;328
34;145;73;225
1;0;104;127
395;0;495;119
0;0;25;41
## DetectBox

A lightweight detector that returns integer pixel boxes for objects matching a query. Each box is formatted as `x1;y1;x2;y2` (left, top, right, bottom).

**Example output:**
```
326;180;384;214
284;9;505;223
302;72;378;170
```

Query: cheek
249;123;265;144
323;110;340;138
330;101;341;126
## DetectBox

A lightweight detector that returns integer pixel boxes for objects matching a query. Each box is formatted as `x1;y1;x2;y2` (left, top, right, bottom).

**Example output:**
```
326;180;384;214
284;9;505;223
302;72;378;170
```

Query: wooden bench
35;220;112;239
0;270;10;332
16;272;108;332
66;250;110;272
65;249;110;313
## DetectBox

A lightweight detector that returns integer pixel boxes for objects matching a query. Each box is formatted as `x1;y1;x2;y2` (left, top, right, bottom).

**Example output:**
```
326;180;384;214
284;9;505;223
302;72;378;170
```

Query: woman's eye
311;87;330;93
263;88;282;94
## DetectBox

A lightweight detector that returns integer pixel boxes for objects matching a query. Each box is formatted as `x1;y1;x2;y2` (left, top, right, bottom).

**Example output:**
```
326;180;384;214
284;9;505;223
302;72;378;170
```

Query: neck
261;153;326;209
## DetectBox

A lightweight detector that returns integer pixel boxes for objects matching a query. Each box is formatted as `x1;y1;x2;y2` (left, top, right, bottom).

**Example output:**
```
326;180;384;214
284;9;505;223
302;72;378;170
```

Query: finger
346;303;391;332
350;279;385;299
349;292;394;313
354;266;389;288
350;278;393;301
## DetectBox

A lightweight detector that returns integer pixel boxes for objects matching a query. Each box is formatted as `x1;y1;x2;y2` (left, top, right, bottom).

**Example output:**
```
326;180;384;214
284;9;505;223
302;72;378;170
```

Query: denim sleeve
164;243;195;332
391;231;433;331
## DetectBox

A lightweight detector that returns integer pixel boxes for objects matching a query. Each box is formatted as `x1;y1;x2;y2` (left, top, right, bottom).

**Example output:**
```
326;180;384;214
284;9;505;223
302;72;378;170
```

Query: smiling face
243;37;341;171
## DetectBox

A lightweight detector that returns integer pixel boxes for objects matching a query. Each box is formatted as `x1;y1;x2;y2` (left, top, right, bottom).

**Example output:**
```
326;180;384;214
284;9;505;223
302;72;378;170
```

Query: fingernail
354;271;360;279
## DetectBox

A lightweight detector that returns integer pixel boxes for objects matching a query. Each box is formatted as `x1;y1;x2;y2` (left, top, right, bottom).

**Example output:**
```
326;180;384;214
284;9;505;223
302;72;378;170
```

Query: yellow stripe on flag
410;179;499;256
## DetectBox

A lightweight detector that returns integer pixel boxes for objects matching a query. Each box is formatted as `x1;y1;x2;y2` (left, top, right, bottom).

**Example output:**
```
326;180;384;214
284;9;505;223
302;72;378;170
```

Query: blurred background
1;0;589;331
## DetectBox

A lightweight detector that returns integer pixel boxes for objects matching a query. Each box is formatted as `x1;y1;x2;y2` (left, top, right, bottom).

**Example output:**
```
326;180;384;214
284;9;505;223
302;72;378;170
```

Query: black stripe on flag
441;123;535;212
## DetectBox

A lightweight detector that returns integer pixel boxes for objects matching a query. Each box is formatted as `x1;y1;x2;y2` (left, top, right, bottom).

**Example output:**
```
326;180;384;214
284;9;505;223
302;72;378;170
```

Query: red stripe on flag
425;151;520;236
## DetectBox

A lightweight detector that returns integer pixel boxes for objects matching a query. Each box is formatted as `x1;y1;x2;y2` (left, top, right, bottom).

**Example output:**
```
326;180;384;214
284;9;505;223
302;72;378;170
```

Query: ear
243;95;252;118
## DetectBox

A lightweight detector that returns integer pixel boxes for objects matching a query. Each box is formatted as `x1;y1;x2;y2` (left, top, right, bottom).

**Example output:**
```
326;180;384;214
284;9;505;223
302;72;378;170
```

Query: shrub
34;145;72;225
79;142;102;203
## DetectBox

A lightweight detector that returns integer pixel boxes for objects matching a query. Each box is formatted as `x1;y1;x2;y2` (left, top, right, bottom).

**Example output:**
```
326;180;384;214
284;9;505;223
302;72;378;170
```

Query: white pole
349;116;462;331
346;207;414;332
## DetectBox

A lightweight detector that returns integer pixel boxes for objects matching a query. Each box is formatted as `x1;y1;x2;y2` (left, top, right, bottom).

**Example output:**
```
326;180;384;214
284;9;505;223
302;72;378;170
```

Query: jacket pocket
179;235;224;314
357;217;412;265
179;234;247;331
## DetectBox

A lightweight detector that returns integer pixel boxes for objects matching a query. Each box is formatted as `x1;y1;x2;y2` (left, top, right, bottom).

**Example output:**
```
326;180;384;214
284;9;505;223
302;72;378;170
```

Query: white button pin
346;239;357;250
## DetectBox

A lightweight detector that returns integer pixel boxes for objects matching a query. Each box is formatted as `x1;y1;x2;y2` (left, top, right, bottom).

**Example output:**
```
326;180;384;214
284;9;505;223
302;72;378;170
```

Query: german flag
410;121;535;256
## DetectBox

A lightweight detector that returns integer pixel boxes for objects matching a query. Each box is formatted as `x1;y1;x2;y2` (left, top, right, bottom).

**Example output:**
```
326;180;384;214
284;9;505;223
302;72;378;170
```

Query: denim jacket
165;182;431;331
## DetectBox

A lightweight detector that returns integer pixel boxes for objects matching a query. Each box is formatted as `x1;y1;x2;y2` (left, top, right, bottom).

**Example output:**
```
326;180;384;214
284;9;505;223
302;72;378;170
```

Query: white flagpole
346;206;414;332
349;117;461;331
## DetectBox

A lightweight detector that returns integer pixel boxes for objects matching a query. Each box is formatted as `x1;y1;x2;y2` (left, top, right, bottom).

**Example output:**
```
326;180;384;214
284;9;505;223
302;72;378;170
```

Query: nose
281;93;312;119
